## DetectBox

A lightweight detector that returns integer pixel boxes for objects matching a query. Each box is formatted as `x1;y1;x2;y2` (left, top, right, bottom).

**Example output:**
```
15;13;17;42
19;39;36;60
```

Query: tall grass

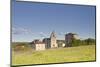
12;45;96;66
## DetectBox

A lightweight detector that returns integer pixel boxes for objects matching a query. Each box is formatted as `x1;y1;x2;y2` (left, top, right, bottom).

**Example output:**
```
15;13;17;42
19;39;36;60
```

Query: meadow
12;45;96;66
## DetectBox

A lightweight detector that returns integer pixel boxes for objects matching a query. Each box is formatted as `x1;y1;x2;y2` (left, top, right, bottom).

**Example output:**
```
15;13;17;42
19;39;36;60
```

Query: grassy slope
12;45;96;65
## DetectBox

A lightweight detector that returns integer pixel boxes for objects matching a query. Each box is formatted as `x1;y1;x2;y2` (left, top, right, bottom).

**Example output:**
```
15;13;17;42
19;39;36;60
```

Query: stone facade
31;39;45;50
43;31;57;49
50;31;57;48
35;43;45;50
43;38;50;49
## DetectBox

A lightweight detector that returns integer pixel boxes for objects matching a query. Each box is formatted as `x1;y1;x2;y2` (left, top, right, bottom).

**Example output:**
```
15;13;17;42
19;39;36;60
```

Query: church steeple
50;31;57;48
50;31;56;38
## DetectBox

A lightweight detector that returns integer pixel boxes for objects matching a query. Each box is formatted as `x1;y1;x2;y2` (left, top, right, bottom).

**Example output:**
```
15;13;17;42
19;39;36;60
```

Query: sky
12;0;96;42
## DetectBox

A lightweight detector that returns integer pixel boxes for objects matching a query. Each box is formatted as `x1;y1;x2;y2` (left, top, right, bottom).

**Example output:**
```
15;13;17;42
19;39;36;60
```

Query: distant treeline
12;42;30;47
57;38;95;47
12;38;95;51
71;38;96;47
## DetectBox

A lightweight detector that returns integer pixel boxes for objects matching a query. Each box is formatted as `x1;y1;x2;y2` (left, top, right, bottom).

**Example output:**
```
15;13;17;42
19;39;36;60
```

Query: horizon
12;1;96;42
12;31;95;42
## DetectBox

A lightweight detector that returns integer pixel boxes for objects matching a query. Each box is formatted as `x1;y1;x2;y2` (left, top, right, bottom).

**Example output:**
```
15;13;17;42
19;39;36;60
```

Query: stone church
50;31;58;48
43;31;58;49
30;31;58;50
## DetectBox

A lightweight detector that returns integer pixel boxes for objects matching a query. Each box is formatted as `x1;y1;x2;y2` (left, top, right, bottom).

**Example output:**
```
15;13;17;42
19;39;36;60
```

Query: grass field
12;45;96;66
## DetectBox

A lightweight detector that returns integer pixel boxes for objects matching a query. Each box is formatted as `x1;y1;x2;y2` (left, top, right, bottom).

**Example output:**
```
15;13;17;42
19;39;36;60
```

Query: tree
84;38;95;45
72;39;81;47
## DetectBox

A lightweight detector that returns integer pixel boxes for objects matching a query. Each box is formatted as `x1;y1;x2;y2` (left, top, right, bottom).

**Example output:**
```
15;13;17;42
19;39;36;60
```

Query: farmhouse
30;39;45;50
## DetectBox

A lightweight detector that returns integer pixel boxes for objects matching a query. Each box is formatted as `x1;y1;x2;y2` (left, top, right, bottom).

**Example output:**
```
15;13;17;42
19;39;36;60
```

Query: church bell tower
50;31;57;48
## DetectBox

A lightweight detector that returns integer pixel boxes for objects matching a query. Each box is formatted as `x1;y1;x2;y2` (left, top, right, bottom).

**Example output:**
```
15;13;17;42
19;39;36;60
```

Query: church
30;31;58;50
43;31;58;49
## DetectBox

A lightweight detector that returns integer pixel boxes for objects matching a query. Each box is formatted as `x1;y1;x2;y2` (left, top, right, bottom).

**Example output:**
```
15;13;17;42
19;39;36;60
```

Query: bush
12;42;31;51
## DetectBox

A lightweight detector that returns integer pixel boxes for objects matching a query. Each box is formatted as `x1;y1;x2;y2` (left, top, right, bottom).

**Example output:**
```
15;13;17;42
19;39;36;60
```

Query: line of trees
72;38;96;47
12;38;95;51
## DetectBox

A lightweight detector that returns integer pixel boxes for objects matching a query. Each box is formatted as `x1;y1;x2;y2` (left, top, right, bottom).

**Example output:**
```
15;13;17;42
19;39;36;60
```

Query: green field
12;45;96;66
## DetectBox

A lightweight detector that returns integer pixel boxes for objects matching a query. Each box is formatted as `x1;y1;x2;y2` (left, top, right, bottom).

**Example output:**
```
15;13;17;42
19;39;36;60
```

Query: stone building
43;31;58;49
43;38;50;49
50;31;58;48
30;39;45;50
30;31;59;50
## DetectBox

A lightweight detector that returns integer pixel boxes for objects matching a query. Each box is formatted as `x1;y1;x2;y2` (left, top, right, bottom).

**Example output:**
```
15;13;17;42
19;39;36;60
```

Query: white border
18;0;96;5
0;0;99;67
0;0;10;67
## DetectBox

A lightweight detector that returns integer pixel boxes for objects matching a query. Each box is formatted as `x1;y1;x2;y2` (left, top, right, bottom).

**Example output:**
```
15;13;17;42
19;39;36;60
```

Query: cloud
39;32;47;38
58;32;66;35
12;27;34;35
12;27;48;39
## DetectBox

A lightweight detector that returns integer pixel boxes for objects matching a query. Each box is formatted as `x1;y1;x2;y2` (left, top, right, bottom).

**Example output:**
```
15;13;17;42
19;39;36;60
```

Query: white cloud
12;27;48;39
39;32;47;38
58;32;66;35
12;27;34;35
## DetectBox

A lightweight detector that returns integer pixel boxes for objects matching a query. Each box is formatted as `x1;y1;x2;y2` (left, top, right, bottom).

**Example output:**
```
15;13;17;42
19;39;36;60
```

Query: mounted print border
11;0;96;66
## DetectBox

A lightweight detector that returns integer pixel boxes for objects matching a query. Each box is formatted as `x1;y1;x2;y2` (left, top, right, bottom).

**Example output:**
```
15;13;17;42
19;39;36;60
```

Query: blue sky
12;1;96;42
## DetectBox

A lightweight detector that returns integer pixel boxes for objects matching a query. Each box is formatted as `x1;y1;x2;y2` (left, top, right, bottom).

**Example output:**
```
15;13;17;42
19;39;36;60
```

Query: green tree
84;38;95;45
72;39;81;47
